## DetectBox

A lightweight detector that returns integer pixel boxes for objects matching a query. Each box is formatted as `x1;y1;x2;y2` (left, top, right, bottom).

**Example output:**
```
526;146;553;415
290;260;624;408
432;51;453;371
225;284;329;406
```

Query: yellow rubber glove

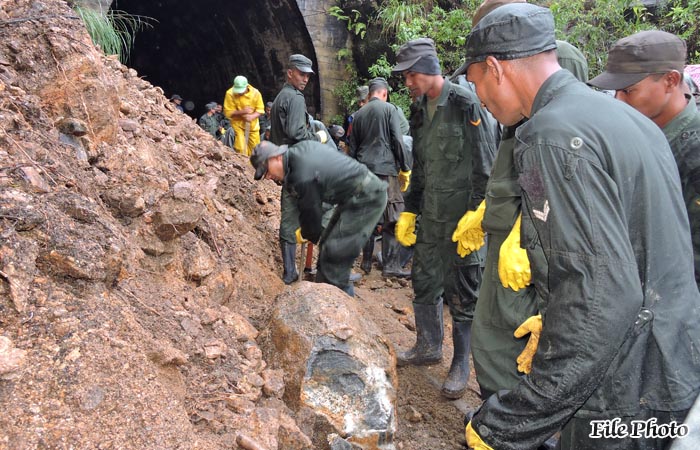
514;314;542;374
316;130;328;144
465;421;494;450
451;200;486;257
398;170;411;192
498;213;531;291
295;228;307;244
395;212;417;247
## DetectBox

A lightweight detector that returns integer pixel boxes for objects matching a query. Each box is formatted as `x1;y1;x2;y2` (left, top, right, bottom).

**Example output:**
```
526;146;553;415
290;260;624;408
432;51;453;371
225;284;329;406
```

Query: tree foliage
330;0;700;118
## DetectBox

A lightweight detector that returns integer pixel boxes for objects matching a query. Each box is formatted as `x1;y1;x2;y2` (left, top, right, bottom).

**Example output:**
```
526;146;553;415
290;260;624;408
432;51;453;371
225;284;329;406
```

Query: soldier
198;102;219;138
462;4;700;449
589;30;700;291
348;77;412;277
270;54;330;284
392;38;497;399
453;0;590;423
250;141;385;296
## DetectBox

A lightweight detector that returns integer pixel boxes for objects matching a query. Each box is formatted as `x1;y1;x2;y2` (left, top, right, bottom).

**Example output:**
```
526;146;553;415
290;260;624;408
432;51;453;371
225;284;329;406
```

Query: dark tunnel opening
110;0;321;120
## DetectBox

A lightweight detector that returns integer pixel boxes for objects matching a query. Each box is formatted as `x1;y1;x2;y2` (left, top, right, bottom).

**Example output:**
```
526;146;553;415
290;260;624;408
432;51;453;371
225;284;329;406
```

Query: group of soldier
234;0;700;448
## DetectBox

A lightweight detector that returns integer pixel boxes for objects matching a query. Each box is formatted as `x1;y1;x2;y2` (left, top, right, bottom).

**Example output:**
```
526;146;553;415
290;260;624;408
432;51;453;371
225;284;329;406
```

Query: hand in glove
398;170;411;192
514;314;542;374
295;228;307;244
395;212;417;247
498;213;531;291
316;130;329;144
452;201;486;257
465;421;494;450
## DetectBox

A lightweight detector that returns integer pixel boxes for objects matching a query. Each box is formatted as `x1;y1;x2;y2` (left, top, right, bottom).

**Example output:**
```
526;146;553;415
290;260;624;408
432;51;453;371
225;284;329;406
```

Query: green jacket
662;97;700;289
404;78;496;222
198;113;218;137
473;69;700;449
282;140;374;243
348;97;410;176
270;83;319;145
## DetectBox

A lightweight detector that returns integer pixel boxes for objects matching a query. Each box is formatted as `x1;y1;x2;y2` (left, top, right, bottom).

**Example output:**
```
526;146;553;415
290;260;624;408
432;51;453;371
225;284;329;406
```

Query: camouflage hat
289;54;314;74
356;85;369;102
472;0;525;27
170;94;183;101
205;102;217;111
588;30;686;91
368;77;390;93
465;3;557;69
250;142;288;180
392;38;439;73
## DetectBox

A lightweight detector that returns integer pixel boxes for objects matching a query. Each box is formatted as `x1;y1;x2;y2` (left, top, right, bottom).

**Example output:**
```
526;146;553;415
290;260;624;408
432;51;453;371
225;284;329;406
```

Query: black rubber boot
280;241;298;285
381;231;411;278
360;237;374;274
441;320;472;399
397;301;444;366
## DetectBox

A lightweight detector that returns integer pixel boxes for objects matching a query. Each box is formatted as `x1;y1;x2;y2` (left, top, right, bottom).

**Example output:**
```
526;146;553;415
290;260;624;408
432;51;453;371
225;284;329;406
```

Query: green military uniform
662;97;700;290
472;40;589;398
270;82;321;245
405;78;496;321
198;113;219;137
282;141;386;295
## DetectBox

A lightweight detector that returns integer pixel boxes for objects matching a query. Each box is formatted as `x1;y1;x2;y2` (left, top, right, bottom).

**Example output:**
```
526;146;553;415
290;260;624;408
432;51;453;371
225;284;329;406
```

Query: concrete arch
85;0;350;122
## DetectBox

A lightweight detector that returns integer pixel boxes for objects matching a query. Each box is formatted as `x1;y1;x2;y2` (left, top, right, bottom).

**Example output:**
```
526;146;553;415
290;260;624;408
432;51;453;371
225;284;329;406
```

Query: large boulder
267;282;398;450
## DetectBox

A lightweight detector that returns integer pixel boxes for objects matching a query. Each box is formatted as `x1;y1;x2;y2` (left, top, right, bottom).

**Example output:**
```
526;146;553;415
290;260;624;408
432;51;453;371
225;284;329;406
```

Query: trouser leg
279;189;300;284
315;179;386;295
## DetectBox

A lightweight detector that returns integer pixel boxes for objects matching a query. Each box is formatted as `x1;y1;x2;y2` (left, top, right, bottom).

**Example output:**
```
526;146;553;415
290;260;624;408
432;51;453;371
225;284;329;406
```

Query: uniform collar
662;97;697;143
530;69;577;118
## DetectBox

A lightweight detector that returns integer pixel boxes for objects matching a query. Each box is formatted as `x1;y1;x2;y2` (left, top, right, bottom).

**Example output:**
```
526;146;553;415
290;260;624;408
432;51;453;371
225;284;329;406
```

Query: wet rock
0;235;38;312
0;336;27;380
181;232;216;281
262;369;285;399
18;166;50;193
203;339;227;359
56;117;88;136
268;282;398;450
202;265;234;305
151;196;206;241
101;185;145;218
222;307;259;342
147;340;188;366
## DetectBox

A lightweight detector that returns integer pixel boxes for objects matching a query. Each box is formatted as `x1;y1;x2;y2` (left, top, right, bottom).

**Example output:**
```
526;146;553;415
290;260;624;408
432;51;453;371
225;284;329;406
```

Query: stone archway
84;0;350;122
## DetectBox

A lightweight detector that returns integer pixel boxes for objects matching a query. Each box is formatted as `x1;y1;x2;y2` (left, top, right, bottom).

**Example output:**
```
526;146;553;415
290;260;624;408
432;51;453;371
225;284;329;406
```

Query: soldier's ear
486;56;507;85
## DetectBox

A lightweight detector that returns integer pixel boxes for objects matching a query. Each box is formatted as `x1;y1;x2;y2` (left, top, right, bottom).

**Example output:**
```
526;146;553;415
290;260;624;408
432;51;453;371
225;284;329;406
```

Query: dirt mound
0;1;479;448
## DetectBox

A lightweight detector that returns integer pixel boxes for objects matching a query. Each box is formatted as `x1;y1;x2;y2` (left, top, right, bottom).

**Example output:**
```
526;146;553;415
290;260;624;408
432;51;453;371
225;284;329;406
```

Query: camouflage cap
588;30;686;91
356;85;369;102
368;77;390;93
465;3;557;69
289;54;314;74
251;142;288;180
392;38;439;73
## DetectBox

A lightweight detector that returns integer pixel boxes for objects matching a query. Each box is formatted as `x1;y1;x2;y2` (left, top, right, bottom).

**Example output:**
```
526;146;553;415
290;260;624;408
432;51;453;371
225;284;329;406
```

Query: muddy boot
441;320;472;399
280;241;298;284
381;231;411;278
397;301;444;366
360;237;374;274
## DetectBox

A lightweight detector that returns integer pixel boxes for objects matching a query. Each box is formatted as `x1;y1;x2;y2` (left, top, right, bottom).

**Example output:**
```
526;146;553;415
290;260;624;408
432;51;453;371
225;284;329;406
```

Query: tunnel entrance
110;0;321;120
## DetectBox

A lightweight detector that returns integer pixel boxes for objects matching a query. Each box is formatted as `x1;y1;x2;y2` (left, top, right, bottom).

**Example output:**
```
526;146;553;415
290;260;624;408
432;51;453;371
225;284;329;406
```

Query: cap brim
295;66;314;73
232;87;247;94
588;71;650;91
392;56;421;73
254;165;266;180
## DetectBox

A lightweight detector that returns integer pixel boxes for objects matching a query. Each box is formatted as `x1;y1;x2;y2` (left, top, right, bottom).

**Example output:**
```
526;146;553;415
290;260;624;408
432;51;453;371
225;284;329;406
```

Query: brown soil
0;0;481;448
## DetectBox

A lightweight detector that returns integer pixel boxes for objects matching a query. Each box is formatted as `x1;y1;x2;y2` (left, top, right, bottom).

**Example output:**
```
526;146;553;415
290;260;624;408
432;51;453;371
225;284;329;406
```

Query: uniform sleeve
403;113;425;214
347;120;359;159
293;179;324;244
471;142;643;449
285;95;318;143
389;109;409;172
468;104;497;210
